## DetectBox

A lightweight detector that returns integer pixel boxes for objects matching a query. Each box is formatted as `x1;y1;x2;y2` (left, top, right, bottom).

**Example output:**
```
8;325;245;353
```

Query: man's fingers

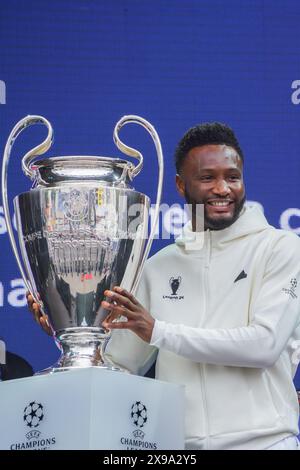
101;300;135;320
102;318;134;330
104;290;137;310
30;301;41;321
113;287;139;305
32;305;41;323
27;293;45;325
39;315;53;336
27;293;34;310
26;292;52;336
27;293;41;316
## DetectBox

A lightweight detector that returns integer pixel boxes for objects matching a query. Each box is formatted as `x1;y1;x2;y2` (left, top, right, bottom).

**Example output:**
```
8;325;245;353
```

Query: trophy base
35;364;129;375
35;327;129;375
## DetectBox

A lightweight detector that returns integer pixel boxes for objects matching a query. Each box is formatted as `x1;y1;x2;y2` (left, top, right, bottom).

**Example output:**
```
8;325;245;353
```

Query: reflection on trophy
2;115;163;373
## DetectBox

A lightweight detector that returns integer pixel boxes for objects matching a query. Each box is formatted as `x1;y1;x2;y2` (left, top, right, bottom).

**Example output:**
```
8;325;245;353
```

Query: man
29;122;300;450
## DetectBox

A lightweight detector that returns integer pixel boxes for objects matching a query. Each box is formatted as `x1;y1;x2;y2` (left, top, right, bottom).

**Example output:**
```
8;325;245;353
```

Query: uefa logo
9;400;56;449
120;401;157;449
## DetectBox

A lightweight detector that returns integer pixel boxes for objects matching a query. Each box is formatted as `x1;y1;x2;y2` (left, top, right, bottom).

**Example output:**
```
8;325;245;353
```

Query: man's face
176;144;245;230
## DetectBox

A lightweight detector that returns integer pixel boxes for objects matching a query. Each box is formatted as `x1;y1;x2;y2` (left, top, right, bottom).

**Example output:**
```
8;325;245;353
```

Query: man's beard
185;191;246;231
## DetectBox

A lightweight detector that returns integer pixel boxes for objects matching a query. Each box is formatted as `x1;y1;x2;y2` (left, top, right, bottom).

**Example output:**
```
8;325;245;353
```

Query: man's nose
212;179;230;196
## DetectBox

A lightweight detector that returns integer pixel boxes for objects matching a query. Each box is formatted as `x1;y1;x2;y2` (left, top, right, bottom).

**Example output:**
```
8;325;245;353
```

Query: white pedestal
0;368;184;450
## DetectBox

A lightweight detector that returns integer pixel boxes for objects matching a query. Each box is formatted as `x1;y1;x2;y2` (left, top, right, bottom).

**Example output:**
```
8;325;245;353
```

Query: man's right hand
26;293;53;336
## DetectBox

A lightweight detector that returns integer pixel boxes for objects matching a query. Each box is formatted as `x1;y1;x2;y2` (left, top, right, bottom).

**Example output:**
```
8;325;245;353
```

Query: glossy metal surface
15;184;149;332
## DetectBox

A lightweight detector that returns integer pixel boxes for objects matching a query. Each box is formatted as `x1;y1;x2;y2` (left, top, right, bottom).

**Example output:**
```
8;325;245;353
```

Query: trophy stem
36;328;128;374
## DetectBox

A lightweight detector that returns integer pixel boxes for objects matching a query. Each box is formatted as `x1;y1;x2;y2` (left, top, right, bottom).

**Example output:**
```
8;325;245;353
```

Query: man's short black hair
175;122;244;173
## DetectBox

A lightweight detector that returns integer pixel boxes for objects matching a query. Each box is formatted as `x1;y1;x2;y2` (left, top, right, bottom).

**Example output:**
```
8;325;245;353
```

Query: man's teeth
209;201;231;206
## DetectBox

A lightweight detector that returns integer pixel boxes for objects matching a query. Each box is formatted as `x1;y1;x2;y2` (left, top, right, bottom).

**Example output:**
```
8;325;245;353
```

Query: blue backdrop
1;0;300;384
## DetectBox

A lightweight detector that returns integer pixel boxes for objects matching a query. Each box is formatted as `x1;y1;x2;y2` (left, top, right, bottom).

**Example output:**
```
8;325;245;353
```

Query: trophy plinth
2;115;163;374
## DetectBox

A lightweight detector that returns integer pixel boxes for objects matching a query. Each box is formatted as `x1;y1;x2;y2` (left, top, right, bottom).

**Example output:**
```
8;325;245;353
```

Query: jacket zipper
201;229;211;449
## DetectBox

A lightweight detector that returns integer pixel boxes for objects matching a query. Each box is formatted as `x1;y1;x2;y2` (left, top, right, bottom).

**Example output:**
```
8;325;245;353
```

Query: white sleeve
150;233;300;368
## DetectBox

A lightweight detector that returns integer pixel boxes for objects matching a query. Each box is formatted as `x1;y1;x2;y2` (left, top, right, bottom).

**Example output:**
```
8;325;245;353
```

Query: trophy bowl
2;115;163;373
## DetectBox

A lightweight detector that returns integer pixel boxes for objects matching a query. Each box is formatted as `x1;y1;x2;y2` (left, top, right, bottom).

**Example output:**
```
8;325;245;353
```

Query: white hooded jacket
106;206;300;449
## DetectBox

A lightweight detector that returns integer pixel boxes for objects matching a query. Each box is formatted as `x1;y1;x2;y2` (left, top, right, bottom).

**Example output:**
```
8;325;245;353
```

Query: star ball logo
23;401;44;428
131;401;148;428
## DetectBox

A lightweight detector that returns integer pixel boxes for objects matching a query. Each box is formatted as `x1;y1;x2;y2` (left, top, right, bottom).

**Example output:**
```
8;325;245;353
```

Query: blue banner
0;0;300;385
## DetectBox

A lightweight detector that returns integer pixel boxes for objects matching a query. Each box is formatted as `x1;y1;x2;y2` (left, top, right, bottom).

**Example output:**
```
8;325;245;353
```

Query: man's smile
206;199;234;213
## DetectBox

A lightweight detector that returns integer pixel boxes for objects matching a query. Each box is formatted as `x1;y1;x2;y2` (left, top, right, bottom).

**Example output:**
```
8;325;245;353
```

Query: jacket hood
175;205;271;249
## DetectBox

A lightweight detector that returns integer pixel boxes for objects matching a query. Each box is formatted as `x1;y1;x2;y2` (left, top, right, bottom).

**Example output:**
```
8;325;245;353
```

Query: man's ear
176;174;185;198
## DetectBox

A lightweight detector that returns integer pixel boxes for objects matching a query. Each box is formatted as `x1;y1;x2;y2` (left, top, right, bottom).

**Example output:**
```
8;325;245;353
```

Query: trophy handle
113;115;164;293
1;115;53;298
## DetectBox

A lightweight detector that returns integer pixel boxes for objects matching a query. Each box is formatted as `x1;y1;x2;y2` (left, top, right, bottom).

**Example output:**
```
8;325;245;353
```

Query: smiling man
102;122;300;450
29;122;300;450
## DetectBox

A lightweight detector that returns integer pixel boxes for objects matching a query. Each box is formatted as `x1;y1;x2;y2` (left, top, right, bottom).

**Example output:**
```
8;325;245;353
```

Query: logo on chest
234;270;248;283
163;276;184;300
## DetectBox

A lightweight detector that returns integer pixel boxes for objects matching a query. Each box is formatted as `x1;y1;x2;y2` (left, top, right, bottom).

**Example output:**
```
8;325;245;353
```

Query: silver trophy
1;115;163;373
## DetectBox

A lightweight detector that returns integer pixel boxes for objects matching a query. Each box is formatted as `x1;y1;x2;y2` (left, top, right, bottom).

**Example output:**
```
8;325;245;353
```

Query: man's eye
229;175;240;181
200;175;213;181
